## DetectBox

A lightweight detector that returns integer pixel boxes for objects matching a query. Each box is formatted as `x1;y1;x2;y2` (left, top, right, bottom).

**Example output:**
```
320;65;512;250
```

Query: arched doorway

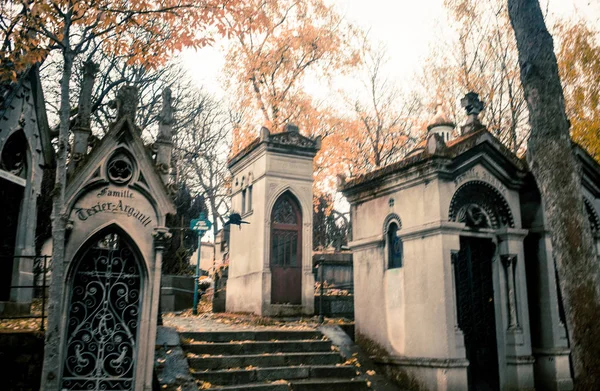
449;181;515;391
0;131;28;300
270;192;302;304
61;230;143;390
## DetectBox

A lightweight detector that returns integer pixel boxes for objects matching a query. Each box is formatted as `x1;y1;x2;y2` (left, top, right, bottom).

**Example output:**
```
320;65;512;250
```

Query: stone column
144;227;171;391
496;228;534;390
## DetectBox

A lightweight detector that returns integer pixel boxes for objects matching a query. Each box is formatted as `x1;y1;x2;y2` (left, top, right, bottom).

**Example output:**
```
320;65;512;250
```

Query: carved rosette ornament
152;227;172;250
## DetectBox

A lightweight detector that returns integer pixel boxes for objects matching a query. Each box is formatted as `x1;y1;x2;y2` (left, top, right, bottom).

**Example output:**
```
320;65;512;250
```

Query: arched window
387;222;403;269
61;230;142;390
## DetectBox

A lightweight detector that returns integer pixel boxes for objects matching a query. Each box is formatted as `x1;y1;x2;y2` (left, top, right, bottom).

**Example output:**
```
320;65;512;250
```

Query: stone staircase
180;330;370;390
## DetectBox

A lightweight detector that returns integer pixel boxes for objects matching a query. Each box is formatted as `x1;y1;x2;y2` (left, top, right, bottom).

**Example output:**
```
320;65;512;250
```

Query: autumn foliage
556;19;600;160
0;0;236;81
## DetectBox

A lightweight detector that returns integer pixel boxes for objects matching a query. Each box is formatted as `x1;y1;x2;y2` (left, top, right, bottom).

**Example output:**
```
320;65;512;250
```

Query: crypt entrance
449;180;528;391
270;192;303;305
454;236;499;391
61;229;143;390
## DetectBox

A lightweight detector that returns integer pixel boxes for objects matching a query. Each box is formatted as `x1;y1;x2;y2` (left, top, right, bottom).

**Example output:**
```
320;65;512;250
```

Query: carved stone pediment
268;131;317;149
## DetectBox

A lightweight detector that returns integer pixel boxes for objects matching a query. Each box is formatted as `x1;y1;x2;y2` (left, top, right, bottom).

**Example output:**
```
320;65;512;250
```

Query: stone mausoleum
53;84;175;391
341;93;581;390
0;66;53;314
226;124;320;316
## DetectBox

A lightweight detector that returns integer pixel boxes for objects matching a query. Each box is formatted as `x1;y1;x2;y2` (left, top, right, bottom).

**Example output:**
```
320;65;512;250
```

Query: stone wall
0;331;44;390
161;275;195;312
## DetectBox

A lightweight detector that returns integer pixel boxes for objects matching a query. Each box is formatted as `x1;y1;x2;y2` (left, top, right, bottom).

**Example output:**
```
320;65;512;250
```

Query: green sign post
190;212;212;315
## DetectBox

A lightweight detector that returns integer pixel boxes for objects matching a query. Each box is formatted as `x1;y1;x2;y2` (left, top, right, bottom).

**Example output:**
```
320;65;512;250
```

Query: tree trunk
40;47;74;391
508;0;600;388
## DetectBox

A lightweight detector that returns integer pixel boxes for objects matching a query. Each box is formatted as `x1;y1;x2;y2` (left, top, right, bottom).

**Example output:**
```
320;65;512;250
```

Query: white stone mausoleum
341;94;583;390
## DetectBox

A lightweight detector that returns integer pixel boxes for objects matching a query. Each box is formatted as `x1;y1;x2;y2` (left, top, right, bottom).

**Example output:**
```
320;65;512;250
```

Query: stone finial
461;92;484;116
427;101;455;142
285;123;299;133
70;61;98;174
427;102;454;131
260;126;270;141
158;87;173;141
116;86;138;121
159;87;174;126
460;92;485;134
74;61;99;131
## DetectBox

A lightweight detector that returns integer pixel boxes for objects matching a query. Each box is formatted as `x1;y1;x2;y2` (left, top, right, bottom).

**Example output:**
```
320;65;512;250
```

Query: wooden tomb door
270;193;302;304
61;231;142;390
454;237;500;391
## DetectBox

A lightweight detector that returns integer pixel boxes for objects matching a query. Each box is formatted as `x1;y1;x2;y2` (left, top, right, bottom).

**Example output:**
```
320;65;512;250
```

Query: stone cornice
398;221;466;241
374;355;469;368
348;235;384;251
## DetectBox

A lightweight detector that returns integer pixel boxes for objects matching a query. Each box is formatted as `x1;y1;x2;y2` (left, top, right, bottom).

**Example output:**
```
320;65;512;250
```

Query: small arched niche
383;214;403;269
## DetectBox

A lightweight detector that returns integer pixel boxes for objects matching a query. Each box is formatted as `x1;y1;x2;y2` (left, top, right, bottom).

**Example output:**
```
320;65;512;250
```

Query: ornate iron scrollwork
61;233;141;390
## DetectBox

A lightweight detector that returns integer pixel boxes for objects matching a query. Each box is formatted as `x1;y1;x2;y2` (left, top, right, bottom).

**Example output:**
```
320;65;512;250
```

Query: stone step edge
180;330;324;342
191;364;359;378
183;339;330;346
203;377;369;391
187;351;342;361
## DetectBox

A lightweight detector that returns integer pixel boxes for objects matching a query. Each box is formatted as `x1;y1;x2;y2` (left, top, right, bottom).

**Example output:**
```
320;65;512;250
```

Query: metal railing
0;255;50;331
314;257;354;322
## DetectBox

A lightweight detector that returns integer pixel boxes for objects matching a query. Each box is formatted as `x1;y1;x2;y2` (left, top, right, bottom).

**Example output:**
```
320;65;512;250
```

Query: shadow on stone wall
0;330;44;390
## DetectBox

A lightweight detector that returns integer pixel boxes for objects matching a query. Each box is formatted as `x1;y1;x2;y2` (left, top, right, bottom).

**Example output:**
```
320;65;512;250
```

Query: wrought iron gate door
61;233;142;390
455;237;500;391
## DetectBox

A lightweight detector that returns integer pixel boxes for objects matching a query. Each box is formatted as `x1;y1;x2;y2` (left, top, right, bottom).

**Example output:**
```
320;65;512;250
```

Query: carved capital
152;227;172;250
501;254;517;268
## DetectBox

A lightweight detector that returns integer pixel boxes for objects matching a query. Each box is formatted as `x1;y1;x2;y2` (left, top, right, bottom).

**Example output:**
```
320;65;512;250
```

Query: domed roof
427;102;455;131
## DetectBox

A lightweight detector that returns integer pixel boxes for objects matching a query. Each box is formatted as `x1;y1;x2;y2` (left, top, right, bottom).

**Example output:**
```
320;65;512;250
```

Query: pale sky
180;0;600;99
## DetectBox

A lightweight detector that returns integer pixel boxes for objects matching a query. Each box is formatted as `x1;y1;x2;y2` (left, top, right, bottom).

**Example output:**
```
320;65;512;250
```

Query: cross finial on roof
460;92;485;135
461;92;484;117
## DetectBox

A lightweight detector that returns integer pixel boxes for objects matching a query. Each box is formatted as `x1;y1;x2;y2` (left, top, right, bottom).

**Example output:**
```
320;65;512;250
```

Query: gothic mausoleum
0;65;53;313
226;124;320;316
341;93;581;390
55;86;175;390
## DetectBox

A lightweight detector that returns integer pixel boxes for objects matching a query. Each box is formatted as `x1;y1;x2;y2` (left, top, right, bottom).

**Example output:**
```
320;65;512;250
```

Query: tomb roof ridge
341;129;527;193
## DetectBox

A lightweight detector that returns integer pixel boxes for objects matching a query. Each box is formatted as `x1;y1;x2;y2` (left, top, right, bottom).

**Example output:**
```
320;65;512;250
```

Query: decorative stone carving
268;131;317;149
449;180;514;229
501;255;519;330
383;213;402;233
107;153;134;185
116;86;139;121
152;228;172;250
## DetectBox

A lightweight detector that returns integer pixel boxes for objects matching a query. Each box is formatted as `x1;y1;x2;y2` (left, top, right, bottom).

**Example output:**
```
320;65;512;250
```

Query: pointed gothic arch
270;191;303;304
61;226;145;391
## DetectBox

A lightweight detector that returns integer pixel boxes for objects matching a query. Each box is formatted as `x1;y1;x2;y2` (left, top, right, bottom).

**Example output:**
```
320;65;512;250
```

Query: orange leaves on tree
0;0;241;81
555;18;600;161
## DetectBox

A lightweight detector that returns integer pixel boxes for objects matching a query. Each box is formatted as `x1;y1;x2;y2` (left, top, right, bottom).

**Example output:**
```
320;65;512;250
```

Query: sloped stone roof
341;129;527;192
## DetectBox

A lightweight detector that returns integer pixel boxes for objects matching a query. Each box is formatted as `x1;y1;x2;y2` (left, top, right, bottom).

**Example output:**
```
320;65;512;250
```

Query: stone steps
191;365;358;385
181;330;369;390
203;378;369;390
180;330;323;342
184;340;332;355
188;351;343;370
